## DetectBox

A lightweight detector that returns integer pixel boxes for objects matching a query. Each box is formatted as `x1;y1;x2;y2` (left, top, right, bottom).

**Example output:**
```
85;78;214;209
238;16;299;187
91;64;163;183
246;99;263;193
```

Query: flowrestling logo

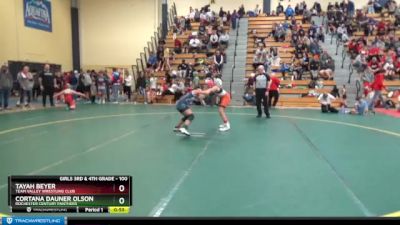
24;0;52;32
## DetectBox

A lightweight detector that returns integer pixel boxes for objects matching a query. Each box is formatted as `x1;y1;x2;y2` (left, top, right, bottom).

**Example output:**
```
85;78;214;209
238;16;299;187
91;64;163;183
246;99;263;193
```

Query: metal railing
131;2;177;85
229;18;240;95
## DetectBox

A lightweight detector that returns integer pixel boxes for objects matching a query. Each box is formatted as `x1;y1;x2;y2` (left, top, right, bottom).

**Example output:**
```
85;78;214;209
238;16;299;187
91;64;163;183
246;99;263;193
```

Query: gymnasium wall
79;0;163;71
0;0;73;71
172;0;367;16
172;0;262;16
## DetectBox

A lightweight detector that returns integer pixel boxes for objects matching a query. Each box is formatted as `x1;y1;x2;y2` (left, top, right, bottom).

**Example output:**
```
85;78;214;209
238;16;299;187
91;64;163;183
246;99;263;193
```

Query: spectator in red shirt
369;69;388;112
174;38;182;54
268;73;281;108
376;21;386;36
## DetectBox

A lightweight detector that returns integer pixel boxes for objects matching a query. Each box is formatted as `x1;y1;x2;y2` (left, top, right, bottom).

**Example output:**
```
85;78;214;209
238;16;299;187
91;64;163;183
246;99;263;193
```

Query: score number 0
119;185;126;205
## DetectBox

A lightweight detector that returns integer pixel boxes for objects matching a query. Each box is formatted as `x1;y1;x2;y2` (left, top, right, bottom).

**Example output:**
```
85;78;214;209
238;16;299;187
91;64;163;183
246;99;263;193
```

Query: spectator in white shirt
124;73;133;102
189;37;201;53
219;31;230;46
318;93;338;113
209;31;219;48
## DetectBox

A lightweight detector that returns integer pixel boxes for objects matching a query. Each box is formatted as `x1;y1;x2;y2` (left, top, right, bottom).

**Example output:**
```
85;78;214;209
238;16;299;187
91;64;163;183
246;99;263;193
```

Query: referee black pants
42;88;54;107
255;88;270;116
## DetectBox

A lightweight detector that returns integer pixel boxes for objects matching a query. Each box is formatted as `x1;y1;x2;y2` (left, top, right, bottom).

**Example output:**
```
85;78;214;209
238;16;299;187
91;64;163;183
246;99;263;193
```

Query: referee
254;65;271;118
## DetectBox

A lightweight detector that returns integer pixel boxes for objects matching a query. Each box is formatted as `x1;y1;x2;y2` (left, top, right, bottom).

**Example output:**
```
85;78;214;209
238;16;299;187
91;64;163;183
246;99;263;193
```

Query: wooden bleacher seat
248;16;304;21
247;46;294;53
277;97;341;107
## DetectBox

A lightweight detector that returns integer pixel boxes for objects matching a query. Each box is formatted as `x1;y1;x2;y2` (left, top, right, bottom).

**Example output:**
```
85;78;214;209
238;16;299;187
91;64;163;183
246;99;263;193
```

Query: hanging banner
24;0;52;32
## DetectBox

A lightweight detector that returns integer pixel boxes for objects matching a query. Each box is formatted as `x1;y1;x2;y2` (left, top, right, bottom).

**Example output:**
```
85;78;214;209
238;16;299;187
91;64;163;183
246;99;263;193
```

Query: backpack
70;75;78;85
308;80;316;89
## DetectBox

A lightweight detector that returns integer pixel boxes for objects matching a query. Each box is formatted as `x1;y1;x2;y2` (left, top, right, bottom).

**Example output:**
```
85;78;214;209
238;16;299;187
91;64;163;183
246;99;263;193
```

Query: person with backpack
70;70;79;91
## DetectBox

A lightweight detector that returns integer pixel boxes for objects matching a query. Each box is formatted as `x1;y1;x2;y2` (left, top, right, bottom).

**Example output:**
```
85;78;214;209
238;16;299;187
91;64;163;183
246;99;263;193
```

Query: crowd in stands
1;1;400;113
0;64;134;110
140;4;240;104
326;0;400;113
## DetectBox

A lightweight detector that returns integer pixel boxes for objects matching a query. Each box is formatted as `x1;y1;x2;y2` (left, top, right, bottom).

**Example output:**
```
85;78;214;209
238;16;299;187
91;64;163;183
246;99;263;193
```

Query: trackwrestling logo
6;218;12;225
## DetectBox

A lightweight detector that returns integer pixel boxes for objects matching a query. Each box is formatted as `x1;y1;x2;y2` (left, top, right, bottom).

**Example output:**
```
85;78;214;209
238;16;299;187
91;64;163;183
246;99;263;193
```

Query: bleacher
344;10;400;103
139;18;230;104
246;15;340;107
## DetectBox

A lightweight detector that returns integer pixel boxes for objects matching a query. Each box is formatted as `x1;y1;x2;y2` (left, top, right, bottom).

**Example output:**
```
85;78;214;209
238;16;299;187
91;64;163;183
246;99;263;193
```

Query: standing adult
136;73;147;104
39;64;57;107
17;65;34;108
124;72;133;102
0;65;13;110
254;65;271;118
111;69;123;103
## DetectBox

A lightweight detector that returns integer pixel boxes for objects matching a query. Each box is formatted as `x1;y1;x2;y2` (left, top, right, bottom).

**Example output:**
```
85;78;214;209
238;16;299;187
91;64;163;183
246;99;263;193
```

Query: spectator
231;10;239;30
219;31;230;46
347;0;355;17
238;4;245;18
96;71;107;104
39;64;57;108
0;65;13;110
178;60;189;78
148;51;158;68
148;75;158;104
189;36;201;53
276;2;284;16
214;50;224;73
124;72;133;102
383;57;396;80
82;70;93;100
174;38;183;54
285;5;295;20
309;39;321;55
89;72;97;104
136;73;147;104
253;52;266;69
209;31;219;48
253;4;260;16
268;73;280;108
111;69;122;103
17;65;34;108
309;55;320;80
351;96;369;115
318;93;338;113
32;70;40;102
70;70;79;91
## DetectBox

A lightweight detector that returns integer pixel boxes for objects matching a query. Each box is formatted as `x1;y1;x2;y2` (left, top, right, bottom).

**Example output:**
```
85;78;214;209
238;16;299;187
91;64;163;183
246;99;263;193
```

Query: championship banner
24;0;52;32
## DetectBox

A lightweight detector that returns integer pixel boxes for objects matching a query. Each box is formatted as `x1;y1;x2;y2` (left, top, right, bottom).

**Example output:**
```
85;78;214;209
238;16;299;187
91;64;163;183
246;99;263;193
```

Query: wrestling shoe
173;127;180;132
219;123;230;132
179;127;191;136
219;124;226;128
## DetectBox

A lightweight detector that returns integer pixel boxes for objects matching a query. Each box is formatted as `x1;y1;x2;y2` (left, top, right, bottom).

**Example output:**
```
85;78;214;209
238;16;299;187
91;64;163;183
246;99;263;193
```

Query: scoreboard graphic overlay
8;176;132;214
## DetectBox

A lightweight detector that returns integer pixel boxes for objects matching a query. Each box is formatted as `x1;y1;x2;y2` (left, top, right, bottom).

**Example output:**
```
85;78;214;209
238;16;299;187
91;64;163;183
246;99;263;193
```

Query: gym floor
0;105;400;217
